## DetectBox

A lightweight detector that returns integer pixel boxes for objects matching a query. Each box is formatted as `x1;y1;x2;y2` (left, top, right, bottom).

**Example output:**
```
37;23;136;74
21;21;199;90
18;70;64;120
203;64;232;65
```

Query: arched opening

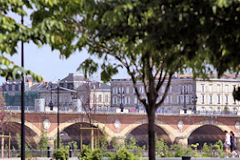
126;124;171;148
60;122;104;149
188;125;225;149
0;122;37;150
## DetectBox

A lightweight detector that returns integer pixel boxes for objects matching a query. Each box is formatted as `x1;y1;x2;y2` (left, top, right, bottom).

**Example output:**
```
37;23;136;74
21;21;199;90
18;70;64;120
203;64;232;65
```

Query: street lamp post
56;86;77;149
182;86;188;114
192;94;198;114
20;14;25;160
48;83;53;111
119;87;124;112
57;86;60;149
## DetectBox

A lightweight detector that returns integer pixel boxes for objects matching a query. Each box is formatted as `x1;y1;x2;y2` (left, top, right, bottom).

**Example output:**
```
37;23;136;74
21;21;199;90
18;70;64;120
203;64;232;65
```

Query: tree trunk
148;111;156;160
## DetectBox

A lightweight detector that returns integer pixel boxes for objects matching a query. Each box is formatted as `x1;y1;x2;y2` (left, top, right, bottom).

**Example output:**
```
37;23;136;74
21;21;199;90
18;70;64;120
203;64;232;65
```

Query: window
113;97;117;104
225;95;228;104
65;96;68;105
209;95;212;104
217;95;220;104
201;85;205;93
201;95;204;104
113;87;117;94
126;87;129;94
169;96;172;104
93;94;97;103
169;86;172;93
105;95;108;103
98;95;102;103
9;85;12;91
15;85;19;91
188;85;192;93
134;96;138;104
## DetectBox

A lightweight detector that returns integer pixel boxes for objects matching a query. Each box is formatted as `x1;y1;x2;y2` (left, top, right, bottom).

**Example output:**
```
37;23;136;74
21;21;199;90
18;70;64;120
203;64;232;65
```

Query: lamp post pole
57;86;60;149
182;86;187;114
49;83;53;110
20;14;25;160
192;95;198;114
119;87;124;112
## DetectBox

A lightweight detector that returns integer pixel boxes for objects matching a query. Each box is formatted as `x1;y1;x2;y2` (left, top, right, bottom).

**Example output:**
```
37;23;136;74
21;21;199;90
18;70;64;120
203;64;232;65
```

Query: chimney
27;79;33;88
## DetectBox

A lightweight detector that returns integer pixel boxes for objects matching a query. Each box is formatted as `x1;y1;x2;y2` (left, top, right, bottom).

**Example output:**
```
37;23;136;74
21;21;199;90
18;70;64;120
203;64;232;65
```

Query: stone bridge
2;111;240;148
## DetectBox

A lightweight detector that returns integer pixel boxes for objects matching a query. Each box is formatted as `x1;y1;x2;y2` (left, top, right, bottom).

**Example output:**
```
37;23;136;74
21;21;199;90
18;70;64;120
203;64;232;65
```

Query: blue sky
0;10;128;84
0;42;128;84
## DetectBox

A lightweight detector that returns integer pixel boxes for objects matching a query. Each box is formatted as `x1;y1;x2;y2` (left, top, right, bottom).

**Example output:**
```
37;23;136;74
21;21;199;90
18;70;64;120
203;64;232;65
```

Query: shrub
53;147;69;160
170;144;195;157
155;138;169;157
78;145;91;160
202;143;213;157
110;148;139;160
89;148;103;160
125;137;145;157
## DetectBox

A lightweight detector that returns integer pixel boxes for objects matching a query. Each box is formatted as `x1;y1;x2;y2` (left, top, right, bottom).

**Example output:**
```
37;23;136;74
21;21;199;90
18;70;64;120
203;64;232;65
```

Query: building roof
60;73;87;82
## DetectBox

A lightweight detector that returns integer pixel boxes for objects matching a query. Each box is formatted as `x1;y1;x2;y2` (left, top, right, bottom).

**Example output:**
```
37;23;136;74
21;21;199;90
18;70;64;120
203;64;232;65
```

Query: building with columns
111;74;240;114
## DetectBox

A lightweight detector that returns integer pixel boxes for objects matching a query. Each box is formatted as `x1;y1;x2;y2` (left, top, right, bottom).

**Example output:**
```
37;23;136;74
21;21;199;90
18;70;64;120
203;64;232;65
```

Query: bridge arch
1;118;40;149
119;119;176;143
183;120;232;138
183;120;232;146
49;117;113;141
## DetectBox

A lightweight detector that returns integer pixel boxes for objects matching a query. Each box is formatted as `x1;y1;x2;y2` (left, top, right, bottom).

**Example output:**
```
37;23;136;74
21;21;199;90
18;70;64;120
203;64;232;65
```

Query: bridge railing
5;105;240;116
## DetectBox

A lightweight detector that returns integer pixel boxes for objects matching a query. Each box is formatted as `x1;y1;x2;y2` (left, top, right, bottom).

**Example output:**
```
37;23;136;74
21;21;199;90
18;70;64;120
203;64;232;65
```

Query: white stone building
111;74;240;114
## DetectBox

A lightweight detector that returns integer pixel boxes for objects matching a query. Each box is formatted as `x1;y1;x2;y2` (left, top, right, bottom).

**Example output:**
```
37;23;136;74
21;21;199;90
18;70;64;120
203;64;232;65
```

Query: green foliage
125;137;145;157
202;143;213;157
54;136;63;149
88;149;103;160
16;133;32;158
38;132;48;150
78;145;91;160
110;148;139;160
53;147;69;160
99;130;108;151
68;141;78;150
111;136;123;151
155;137;170;157
170;144;195;157
213;140;225;158
78;145;103;160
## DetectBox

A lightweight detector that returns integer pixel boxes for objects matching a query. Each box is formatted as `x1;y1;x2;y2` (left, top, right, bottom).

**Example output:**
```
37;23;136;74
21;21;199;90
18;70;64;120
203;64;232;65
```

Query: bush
89;149;103;160
170;144;195;157
125;137;145;157
103;152;114;157
53;147;69;160
79;145;91;160
155;138;170;157
110;148;139;160
79;145;103;160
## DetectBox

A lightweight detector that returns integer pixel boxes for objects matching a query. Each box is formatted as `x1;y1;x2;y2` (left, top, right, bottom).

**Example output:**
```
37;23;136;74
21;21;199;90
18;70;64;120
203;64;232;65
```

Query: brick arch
183;120;232;139
118;119;176;143
7;117;40;144
49;118;114;141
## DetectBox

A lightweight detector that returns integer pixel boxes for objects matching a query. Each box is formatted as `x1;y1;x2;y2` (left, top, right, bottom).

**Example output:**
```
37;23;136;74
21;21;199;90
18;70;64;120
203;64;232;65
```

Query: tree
38;132;48;151
0;0;74;81
30;0;240;159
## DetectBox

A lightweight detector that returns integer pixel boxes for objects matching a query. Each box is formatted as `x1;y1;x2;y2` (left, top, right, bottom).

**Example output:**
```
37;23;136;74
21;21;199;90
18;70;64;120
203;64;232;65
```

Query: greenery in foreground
51;137;227;160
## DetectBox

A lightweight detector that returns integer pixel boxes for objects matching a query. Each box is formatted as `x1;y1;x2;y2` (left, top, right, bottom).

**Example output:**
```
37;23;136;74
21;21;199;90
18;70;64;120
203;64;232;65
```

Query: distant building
111;74;240;113
1;77;40;109
77;82;111;109
1;73;111;111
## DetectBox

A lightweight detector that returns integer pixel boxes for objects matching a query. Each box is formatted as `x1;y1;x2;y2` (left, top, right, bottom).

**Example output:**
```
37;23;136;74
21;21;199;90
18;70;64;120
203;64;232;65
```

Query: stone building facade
111;74;240;113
